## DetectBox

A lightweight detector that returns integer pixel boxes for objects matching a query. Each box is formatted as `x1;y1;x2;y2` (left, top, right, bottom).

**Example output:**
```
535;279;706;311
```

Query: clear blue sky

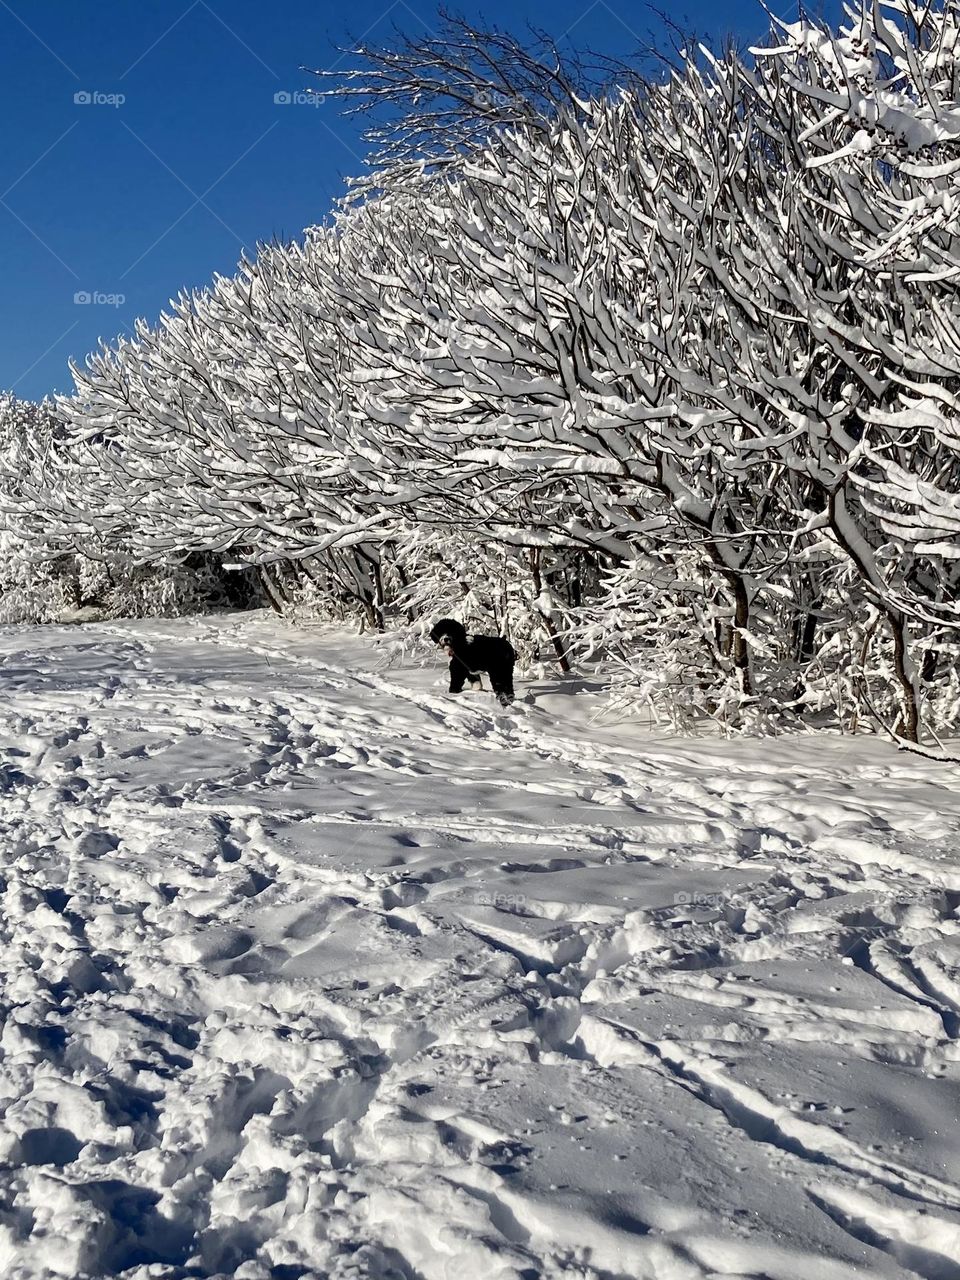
1;0;819;402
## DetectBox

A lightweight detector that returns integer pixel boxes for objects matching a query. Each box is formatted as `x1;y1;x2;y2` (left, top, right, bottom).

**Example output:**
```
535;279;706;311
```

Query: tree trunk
790;605;819;706
920;647;937;685
258;566;285;615
371;557;386;632
891;612;920;744
528;549;570;673
729;574;753;697
827;488;919;743
391;557;419;623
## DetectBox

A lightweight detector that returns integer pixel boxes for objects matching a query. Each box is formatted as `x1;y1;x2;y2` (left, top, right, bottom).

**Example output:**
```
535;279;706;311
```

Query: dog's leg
491;662;515;706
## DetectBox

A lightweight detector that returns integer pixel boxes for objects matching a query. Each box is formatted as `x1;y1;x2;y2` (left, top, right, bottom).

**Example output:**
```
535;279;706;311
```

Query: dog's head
429;618;467;654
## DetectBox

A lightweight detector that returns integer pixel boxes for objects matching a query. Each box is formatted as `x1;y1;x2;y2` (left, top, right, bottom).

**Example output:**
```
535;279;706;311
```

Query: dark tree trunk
528;549;570;673
729;574;753;697
258;566;285;615
790;606;819;706
891;613;920;744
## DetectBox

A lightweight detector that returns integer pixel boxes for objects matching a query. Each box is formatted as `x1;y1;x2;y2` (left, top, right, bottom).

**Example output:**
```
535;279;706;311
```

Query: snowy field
2;614;960;1280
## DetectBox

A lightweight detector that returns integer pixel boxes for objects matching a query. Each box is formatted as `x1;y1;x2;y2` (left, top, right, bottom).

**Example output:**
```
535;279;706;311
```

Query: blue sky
1;0;816;401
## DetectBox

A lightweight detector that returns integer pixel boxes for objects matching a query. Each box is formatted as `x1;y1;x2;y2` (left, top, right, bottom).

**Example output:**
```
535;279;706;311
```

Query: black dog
429;619;516;706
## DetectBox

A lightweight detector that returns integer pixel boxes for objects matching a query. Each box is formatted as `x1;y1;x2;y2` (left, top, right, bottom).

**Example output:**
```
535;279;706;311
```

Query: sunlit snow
1;614;958;1279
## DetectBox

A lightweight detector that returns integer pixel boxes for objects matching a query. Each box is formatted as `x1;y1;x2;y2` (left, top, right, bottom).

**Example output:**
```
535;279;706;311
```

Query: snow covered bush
0;393;260;622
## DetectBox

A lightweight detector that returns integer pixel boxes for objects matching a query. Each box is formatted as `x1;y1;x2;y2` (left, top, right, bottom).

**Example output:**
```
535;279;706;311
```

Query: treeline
2;3;960;743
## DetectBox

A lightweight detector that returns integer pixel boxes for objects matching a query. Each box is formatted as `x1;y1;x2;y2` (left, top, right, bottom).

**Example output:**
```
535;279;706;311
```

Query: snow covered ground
1;613;960;1280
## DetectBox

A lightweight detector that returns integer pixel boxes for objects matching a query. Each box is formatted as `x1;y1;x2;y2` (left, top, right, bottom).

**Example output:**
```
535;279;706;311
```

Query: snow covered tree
11;4;960;743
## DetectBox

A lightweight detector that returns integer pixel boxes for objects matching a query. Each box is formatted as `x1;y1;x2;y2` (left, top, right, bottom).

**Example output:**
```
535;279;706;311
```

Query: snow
1;612;960;1279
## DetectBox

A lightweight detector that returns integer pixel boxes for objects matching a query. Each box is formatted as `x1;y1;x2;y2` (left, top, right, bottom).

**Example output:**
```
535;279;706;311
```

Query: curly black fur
429;619;516;705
